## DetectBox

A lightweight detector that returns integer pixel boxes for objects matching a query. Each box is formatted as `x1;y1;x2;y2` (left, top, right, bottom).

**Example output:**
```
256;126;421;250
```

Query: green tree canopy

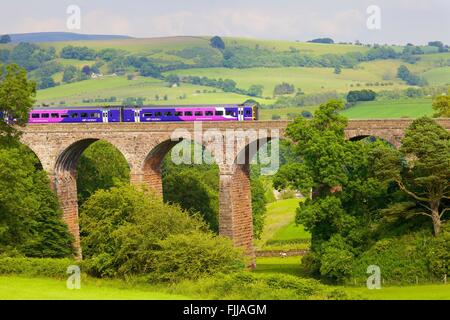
0;64;36;137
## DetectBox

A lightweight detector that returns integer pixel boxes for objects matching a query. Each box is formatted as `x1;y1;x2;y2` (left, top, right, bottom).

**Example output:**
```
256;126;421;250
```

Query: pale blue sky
1;0;449;44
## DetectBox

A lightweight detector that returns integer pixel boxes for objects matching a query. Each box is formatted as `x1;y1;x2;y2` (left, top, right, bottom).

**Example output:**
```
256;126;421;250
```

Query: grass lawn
341;98;434;119
344;284;450;300
0;276;189;300
256;198;311;252
254;256;303;276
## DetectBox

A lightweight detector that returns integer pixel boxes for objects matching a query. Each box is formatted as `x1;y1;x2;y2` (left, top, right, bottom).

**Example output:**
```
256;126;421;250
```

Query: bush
80;184;244;280
150;232;245;282
351;233;443;285
0;257;76;279
168;272;351;300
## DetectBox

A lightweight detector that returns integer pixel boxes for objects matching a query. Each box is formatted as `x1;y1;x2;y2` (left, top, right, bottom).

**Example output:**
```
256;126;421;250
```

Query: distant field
167;66;408;97
259;106;318;120
341;98;434;119
422;66;450;85
223;37;369;55
35;75;267;106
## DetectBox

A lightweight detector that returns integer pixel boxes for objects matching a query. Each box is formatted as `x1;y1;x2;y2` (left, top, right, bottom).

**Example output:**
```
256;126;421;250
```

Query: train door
238;106;244;121
134;109;140;123
102;110;109;123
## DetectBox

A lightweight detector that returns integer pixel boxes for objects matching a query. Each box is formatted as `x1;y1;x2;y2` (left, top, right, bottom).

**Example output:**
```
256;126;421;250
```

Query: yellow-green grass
344;284;450;300
166;66;409;97
0;275;189;300
254;256;303;276
223;37;369;55
259;106;318;120
37;36;212;54
256;198;311;252
422;67;450;85
341;98;434;119
35;75;267;106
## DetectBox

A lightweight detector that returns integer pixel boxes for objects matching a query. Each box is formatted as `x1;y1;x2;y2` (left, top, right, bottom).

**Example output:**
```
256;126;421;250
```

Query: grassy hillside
341;98;434;119
1;35;449;119
167;66;408;97
36;75;268;106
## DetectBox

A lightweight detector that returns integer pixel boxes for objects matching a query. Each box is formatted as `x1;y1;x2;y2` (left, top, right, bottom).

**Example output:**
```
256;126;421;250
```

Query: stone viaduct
18;119;450;266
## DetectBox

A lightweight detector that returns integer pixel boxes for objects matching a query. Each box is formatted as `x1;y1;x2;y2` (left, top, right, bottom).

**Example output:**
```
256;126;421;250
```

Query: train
23;104;259;124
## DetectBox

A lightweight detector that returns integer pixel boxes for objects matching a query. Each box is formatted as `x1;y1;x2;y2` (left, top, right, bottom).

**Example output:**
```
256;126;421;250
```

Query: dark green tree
210;36;225;50
371;117;450;236
0;64;36;137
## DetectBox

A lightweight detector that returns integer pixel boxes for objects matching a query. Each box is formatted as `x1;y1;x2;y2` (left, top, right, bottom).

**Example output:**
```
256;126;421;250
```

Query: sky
1;0;449;45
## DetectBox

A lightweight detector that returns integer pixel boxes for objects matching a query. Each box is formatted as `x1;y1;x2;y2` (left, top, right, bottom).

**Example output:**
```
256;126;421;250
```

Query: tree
372;117;450;236
0;64;36;137
210;36;225;50
38;76;56;89
0;35;11;44
308;38;334;44
432;94;450;117
346;89;377;103
77;141;130;206
334;66;341;74
81;65;91;75
247;84;264;97
0;143;73;257
272;100;391;281
62;65;78;83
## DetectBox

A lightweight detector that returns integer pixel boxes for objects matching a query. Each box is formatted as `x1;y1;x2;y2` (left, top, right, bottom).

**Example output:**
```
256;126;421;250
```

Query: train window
195;111;203;116
31;113;40;118
164;112;173;116
184;111;193;116
41;113;50;118
245;110;252;116
174;111;183;116
61;114;69;118
226;110;236;116
51;113;59;118
143;113;153;117
205;111;213;116
215;111;223;116
81;113;88;118
71;113;78;118
90;113;101;118
155;112;162;117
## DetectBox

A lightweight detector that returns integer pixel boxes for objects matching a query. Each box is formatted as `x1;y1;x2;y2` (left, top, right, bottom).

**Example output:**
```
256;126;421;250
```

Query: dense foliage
77;140;130;206
80;184;245;280
0;64;36;137
0;142;73;257
273;100;449;283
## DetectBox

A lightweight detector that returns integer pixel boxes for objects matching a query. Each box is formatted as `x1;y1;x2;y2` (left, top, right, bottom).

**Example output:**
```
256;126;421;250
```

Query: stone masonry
19;119;450;266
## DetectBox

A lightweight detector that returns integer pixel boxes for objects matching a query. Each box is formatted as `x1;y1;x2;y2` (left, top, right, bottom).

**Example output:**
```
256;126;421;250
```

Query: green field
35;75;268;106
256;198;311;251
341;98;434;119
0;276;189;300
167;66;408;97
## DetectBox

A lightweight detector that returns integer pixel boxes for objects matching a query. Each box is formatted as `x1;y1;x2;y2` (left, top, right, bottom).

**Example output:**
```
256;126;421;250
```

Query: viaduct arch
19;119;450;266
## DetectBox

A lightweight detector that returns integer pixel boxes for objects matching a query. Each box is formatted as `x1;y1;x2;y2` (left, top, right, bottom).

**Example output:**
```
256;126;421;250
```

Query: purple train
26;104;258;124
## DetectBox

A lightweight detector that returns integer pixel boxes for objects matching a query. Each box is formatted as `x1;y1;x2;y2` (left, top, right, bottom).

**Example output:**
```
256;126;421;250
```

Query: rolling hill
0;35;448;119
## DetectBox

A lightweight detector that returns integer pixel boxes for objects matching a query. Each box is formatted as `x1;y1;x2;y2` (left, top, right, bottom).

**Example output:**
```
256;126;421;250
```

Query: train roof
32;103;256;111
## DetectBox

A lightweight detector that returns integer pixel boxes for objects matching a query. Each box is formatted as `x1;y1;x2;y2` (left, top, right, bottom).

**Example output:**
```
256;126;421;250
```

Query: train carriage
26;104;258;124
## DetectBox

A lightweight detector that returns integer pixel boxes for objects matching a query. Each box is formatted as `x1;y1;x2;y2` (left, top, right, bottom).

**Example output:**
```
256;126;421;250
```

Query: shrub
80;184;245;280
351;233;440;285
0;257;76;279
168;272;351;300
150;232;245;282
